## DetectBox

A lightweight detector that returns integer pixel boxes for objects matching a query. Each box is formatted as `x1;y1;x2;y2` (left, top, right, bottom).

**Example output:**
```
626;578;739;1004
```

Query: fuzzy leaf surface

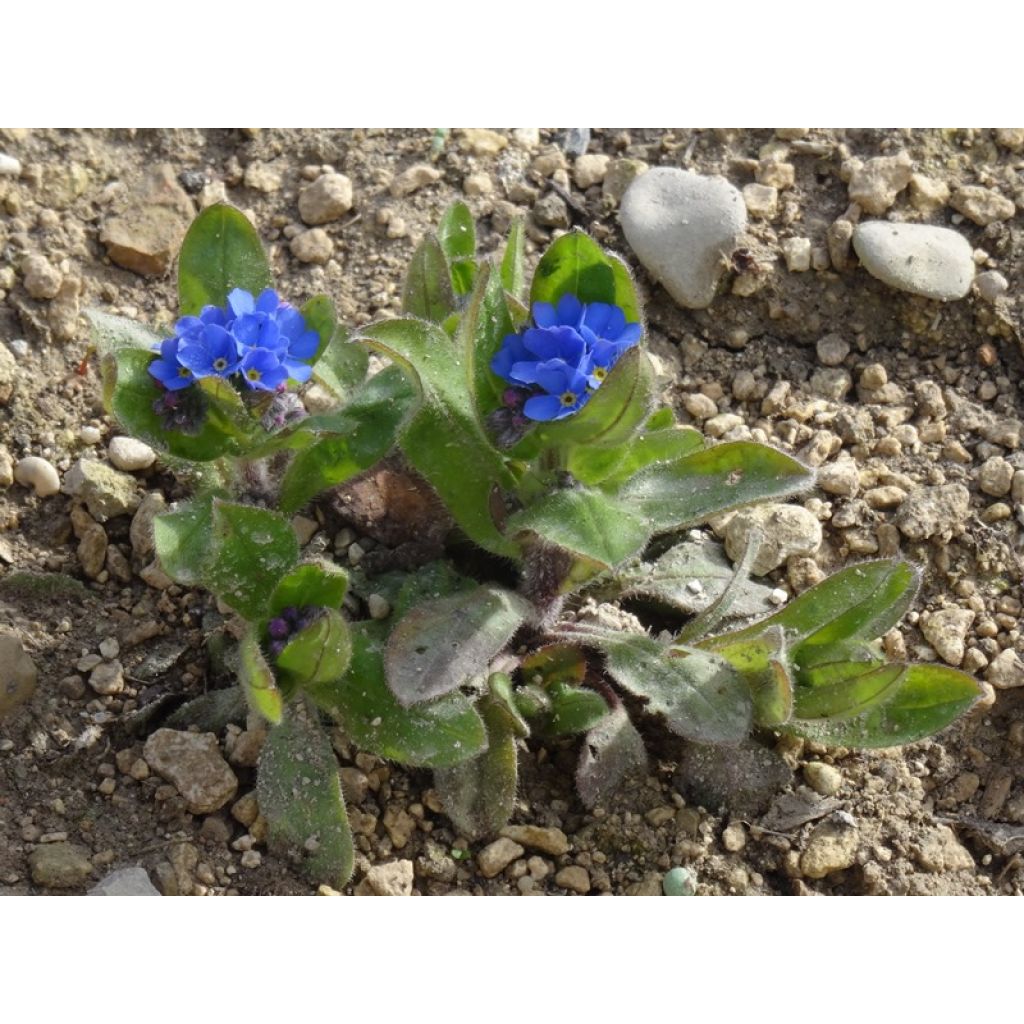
577;706;648;809
258;701;353;887
437;201;477;296
385;585;531;706
401;235;456;323
310;623;486;768
178;204;272;316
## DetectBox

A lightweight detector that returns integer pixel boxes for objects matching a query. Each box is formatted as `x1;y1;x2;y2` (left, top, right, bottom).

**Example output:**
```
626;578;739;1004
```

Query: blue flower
489;293;642;421
229;288;319;384
177;323;241;379
522;359;593;421
148;337;196;390
239;347;289;391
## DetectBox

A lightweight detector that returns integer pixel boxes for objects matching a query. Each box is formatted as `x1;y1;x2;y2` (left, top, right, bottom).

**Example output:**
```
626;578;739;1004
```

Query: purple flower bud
268;618;290;640
270;640;285;657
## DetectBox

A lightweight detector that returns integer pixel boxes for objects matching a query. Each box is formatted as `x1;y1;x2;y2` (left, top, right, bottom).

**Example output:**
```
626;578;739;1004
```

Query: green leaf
520;644;587;688
434;694;518;839
437;201;477;297
618;536;775;620
269;561;349;616
563;626;752;744
357;319;517;556
102;348;240;462
392;561;477;622
619;441;814;534
539;683;609;737
88;309;163;359
153;494;215;585
385;585;532;706
178;204;272;316
598;422;705;490
402;235;456;322
309;320;369;401
239;629;283;725
532;347;655;451
794;660;904;721
460;264;515;420
278;365;414;514
275;610;351;689
576;705;648;809
712;627;794;727
786;662;981;748
486;672;531;738
507;488;650;576
258;700;354;887
500;218;527;305
301;294;339;363
708;560;920;661
311;623;487;768
531;230;641;324
206;501;300;619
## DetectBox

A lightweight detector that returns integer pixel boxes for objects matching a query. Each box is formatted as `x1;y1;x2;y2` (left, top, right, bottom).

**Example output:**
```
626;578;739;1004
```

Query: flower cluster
490;294;642;422
149;288;319;395
266;605;324;658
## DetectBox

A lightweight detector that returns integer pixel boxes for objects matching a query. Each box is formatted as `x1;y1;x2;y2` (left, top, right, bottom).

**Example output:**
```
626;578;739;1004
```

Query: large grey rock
852;222;974;301
143;729;239;814
620;167;746;309
89;866;161;896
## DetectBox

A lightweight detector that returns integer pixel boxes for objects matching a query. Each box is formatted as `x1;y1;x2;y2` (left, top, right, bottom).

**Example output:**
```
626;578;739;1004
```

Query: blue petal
523;394;565;421
581;302;613;337
150;358;193;390
256;288;280;314
523;325;586;365
288;329;319;360
284;358;313;383
508;359;544;385
532;302;556;328
533;363;572;395
616;322;643;346
603;306;627;339
227;288;255;317
275;306;305;341
555;293;583;327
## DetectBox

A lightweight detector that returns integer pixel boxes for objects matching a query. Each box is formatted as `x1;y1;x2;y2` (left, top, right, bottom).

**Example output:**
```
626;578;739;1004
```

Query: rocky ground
1;128;1023;897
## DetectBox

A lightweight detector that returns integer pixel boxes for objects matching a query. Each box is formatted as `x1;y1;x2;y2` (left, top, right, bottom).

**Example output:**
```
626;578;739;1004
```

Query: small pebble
79;425;102;445
14;456;61;497
0;153;22;177
662;866;697;896
367;594;391;620
108;436;157;472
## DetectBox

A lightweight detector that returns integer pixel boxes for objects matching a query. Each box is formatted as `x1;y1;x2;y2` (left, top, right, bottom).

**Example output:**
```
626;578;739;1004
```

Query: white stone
975;270;1008;303
0;154;21;177
108;436;156;472
79;425;102;445
853;222;974;301
781;237;811;272
921;608;975;666
724;504;823;576
620;167;747;309
14;456;60;497
88;866;160;896
743;183;778;219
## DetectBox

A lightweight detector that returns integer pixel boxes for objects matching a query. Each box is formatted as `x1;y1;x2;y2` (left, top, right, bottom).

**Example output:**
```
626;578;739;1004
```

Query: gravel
13;456;60;496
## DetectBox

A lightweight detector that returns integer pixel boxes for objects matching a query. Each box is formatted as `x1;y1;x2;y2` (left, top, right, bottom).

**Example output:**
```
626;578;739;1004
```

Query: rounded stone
799;820;858;879
143;729;239;814
662;866;697;896
803;762;842;797
29;843;94;889
620;167;747;309
108;436;157;472
290;228;333;264
852;221;974;301
298;173;354;226
921;608;975;666
14;455;60;497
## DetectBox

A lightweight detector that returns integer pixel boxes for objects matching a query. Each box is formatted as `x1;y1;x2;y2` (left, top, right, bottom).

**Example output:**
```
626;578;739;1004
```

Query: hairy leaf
239;629;283;725
205;501;299;619
402;235;456;322
577;706;648;809
787;662;982;748
460;264;515;420
276;610;351;689
303;296;368;400
507;488;650;575
269;561;348;616
500;218;527;306
357;319;517;556
153;494;215;585
708;560;920;660
278;365;414;513
434;695;518;839
258;700;353;887
385;585;531;706
311;623;486;768
539;683;609;737
619;536;775;619
619;441;814;533
564;626;752;744
437;200;477;296
178;204;272;316
530;230;641;324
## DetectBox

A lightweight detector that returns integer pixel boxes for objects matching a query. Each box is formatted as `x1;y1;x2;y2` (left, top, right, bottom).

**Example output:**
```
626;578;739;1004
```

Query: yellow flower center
177;367;191;378
560;391;576;407
593;366;607;381
246;368;261;382
213;358;228;371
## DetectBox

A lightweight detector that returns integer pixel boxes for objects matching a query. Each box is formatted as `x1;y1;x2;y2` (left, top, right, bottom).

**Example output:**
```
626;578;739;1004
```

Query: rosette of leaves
94;205;423;888
336;204;983;837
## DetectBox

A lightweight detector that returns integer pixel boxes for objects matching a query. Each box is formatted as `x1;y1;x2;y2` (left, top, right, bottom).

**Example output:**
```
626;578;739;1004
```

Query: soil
1;128;1023;896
